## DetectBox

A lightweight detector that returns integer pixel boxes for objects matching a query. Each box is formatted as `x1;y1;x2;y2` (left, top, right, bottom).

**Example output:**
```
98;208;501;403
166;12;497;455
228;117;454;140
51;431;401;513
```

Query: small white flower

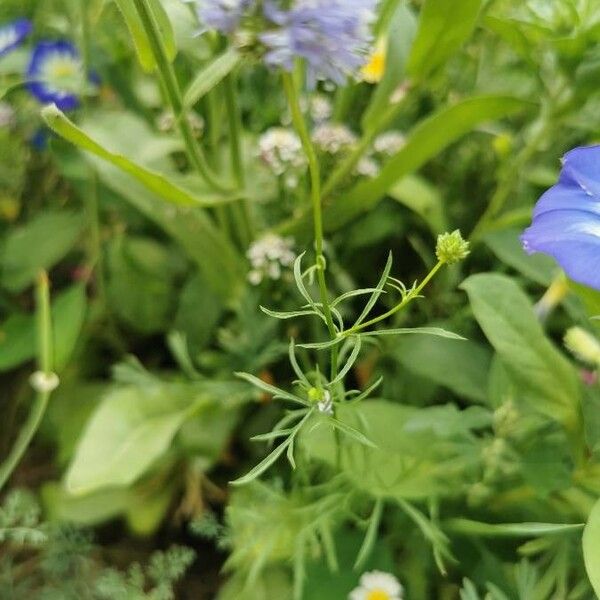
309;94;333;123
258;127;306;177
356;156;380;178
30;371;60;394
349;571;404;600
246;234;296;285
312;123;357;154
317;390;333;415
373;131;406;156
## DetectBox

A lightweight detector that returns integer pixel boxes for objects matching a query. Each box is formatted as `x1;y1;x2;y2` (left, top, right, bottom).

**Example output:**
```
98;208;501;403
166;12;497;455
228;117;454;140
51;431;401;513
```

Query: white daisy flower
349;570;404;600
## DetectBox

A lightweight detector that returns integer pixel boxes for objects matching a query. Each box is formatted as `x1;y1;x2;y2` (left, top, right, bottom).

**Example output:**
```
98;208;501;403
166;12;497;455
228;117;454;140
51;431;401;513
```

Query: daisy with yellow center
349;570;404;600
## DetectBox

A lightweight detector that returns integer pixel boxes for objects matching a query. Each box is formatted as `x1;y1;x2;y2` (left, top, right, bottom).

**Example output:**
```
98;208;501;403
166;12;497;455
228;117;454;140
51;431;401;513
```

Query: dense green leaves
321;96;531;233
462;274;581;431
1;210;84;293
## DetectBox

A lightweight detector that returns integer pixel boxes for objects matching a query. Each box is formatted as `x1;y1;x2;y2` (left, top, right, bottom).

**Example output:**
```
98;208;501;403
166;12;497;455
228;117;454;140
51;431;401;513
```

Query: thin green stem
0;272;55;491
282;72;338;379
224;72;254;245
131;0;229;194
345;261;443;336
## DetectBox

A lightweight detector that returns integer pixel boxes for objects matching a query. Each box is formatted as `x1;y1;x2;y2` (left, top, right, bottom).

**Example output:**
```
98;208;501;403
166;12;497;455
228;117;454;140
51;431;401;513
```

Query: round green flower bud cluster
435;230;470;265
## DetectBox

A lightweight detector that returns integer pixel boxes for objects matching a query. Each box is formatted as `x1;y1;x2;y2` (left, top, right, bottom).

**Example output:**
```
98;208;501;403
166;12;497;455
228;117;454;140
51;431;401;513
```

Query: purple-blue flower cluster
196;0;253;33
194;0;378;85
522;146;600;290
261;0;378;85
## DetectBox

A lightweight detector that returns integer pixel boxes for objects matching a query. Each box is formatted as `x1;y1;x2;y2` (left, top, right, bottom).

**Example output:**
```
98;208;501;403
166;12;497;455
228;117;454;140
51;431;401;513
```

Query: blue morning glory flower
195;0;253;33
26;41;85;111
261;0;378;86
0;18;32;58
522;146;600;290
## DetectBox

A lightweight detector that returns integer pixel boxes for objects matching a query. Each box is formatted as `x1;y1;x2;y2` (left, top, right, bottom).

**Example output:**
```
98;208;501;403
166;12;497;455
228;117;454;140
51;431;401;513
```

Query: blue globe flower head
0;18;32;58
521;145;600;290
195;0;254;33
261;0;378;86
26;41;89;112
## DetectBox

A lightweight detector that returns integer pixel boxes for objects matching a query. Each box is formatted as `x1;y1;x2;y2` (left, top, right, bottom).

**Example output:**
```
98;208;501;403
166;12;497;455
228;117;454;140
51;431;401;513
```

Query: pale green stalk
0;272;55;491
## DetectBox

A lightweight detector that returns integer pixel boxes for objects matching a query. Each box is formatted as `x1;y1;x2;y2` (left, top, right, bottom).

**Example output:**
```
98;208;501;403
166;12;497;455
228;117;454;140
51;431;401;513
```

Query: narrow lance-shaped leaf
113;0;176;72
42;105;234;208
183;48;242;108
583;496;600;597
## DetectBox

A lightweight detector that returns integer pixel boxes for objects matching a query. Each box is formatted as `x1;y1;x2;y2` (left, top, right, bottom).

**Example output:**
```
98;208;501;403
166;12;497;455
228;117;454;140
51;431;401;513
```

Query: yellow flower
362;39;387;83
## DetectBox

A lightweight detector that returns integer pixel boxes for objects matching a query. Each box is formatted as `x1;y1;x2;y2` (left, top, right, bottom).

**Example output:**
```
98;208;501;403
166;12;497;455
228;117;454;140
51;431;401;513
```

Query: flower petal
522;209;600;289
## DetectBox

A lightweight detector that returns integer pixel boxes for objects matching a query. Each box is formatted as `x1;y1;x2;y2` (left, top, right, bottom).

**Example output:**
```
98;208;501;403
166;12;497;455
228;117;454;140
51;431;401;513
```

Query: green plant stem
223;72;254;245
0;272;55;491
345;261;443;336
282;72;338;379
131;0;229;194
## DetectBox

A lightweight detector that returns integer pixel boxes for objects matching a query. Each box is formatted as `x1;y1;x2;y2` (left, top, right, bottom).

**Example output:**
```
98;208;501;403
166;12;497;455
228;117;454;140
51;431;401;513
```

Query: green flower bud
436;230;470;265
564;327;600;367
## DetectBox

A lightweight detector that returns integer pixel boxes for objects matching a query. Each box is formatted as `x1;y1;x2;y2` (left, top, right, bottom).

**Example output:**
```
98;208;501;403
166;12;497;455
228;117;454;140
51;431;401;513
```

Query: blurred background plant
2;0;600;598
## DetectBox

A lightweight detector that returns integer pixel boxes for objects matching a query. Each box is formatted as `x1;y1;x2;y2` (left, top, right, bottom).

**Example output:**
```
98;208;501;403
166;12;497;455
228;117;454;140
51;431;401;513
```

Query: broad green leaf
42;105;234;208
391;334;492;403
184;48;242;108
407;0;482;80
113;0;176;72
0;284;86;373
461;274;581;431
484;228;557;286
65;384;202;495
65;381;220;494
1;210;84;293
447;518;583;537
583;496;600;597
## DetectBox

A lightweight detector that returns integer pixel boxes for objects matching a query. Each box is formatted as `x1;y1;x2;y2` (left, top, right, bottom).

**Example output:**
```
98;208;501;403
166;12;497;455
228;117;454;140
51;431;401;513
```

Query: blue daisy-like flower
0;18;32;58
261;0;378;86
26;41;85;111
522;146;600;290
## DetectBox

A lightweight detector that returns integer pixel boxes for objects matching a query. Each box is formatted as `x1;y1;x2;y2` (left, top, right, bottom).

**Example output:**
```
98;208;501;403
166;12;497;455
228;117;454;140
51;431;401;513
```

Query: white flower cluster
373;131;406;156
309;94;333;123
258;127;306;188
312;123;357;154
356;156;379;178
247;234;296;285
349;571;404;600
